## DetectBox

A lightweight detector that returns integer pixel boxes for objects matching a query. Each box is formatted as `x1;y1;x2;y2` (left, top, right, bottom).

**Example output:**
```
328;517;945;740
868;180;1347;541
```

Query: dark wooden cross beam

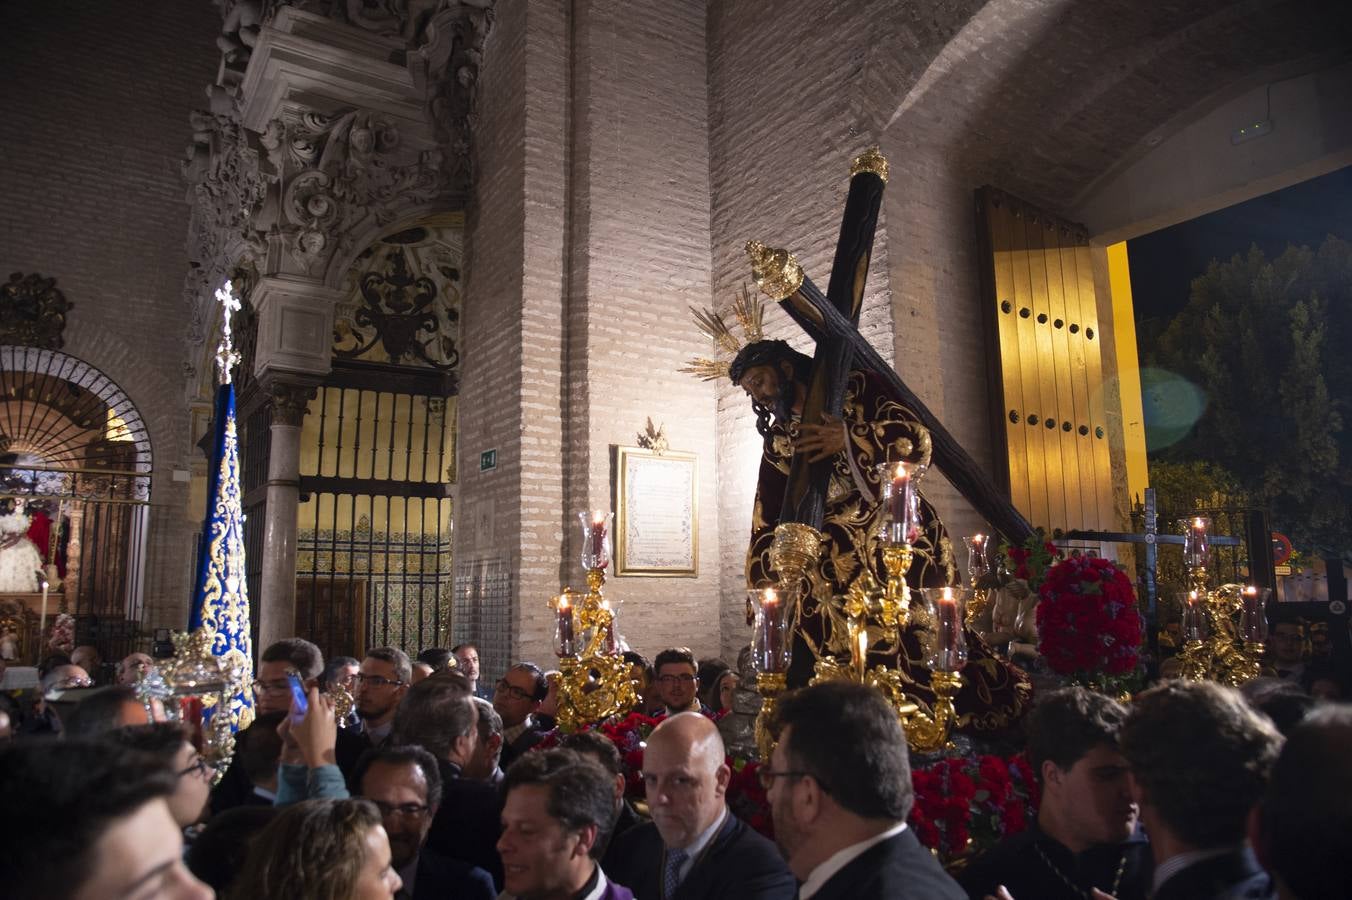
747;234;1037;547
775;150;887;528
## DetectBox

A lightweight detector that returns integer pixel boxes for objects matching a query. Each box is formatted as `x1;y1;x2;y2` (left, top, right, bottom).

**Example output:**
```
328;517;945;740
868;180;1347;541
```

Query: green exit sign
479;449;497;472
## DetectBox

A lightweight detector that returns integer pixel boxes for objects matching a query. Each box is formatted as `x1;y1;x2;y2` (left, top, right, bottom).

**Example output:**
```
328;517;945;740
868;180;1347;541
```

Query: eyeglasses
756;768;811;791
656;674;696;686
178;757;213;780
494;680;534;702
372;801;431;819
53;676;94;689
356;674;406;688
252;678;292;695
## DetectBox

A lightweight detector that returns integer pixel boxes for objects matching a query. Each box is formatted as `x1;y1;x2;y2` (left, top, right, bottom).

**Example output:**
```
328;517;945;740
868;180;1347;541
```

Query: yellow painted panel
1106;242;1149;504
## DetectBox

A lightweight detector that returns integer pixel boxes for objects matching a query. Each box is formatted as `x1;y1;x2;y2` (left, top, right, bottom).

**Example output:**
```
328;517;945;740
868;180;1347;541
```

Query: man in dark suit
607;712;795;900
354;744;495;900
393;670;505;890
1120;680;1282;900
765;681;964;900
1253;703;1352;900
494;661;549;770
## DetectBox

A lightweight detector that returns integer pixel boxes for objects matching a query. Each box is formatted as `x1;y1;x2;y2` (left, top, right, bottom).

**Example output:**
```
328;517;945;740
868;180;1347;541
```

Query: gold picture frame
614;446;697;577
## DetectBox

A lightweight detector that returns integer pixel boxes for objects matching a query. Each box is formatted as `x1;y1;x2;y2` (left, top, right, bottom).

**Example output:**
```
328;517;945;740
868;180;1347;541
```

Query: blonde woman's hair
231;798;383;900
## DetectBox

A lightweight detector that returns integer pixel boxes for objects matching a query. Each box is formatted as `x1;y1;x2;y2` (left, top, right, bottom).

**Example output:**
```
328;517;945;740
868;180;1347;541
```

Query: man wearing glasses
355;647;412;745
764;681;963;899
493;662;548;770
652;648;710;717
354;744;496;900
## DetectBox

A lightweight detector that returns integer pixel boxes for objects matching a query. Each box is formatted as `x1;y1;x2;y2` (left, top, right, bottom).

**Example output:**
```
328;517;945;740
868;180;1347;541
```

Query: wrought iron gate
295;364;456;659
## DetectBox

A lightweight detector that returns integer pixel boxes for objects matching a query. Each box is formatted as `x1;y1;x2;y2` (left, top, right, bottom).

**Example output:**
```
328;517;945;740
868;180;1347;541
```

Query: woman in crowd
231;797;402;900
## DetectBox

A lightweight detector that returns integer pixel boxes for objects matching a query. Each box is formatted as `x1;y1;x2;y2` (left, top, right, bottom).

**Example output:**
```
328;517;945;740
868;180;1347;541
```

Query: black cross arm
757;261;1035;546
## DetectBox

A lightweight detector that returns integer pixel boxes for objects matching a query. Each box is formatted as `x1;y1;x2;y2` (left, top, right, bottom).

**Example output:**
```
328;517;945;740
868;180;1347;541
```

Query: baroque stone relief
333;220;463;372
184;0;494;350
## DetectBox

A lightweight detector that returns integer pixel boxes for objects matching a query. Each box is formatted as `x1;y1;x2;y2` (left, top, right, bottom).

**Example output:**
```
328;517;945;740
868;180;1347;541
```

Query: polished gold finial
849;147;889;184
745;240;805;302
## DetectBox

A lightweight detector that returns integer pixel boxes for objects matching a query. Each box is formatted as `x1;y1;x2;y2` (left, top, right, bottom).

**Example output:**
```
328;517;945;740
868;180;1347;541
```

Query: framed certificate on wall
614;446;697;576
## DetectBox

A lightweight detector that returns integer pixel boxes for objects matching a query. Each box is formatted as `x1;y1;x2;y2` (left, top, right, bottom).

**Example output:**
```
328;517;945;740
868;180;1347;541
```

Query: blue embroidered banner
188;381;255;733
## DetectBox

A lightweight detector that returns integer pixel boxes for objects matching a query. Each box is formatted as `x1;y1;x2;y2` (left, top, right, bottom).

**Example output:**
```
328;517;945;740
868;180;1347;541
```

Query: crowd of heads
4;629;1349;900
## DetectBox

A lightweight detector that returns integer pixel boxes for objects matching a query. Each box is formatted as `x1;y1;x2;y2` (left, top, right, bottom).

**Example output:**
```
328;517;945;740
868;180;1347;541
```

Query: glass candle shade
749;588;793;675
964;533;991;581
876;459;926;546
554;592;577;657
1182;516;1211;570
1181;590;1209;642
920;586;969;673
1239;586;1271;643
579;510;613;570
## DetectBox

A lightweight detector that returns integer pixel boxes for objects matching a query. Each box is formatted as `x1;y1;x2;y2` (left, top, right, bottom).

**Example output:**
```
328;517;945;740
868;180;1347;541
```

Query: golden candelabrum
1174;517;1269;687
156;627;249;781
757;462;967;757
551;512;638;733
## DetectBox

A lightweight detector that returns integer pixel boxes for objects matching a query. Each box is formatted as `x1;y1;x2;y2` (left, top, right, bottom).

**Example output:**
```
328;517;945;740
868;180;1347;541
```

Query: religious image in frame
614;446;697;577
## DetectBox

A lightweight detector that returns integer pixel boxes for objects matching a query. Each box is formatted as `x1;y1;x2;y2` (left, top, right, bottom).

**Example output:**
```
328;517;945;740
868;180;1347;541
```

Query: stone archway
0;344;154;639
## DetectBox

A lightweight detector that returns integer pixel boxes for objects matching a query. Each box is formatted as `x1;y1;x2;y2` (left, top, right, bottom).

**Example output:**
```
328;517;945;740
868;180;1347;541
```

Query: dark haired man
1253;703;1352;899
464;696;505;784
498;749;636;900
453;642;489;697
356;646;412;745
355;744;496;900
730;340;1029;731
652;647;710;716
959;687;1151;900
0;740;213;899
395;670;504;888
560;730;644;873
609;712;795;900
1120;680;1282;900
765;681;963;899
494;661;549;769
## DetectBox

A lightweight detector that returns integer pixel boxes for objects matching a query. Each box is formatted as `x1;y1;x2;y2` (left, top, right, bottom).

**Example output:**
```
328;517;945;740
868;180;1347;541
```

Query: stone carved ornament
184;0;494;346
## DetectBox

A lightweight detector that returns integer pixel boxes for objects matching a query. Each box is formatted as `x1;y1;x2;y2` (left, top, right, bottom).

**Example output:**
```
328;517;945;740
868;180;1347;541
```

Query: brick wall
463;0;718;675
0;2;221;632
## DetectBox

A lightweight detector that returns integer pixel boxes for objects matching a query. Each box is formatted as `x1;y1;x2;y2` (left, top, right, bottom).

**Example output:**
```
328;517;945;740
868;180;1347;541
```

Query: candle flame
894;462;908;480
972;534;983;543
1188;590;1200;603
764;588;778;605
592;510;606;524
941;586;955;602
1243;585;1258;597
558;594;571;610
1193;517;1204;529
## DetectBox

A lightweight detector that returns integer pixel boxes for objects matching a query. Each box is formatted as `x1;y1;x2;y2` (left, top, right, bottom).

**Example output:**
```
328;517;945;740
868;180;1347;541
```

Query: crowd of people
1;636;1349;900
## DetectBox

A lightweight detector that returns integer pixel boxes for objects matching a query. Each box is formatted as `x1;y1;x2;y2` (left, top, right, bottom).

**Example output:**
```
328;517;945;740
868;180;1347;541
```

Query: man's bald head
649;712;725;770
642;712;730;849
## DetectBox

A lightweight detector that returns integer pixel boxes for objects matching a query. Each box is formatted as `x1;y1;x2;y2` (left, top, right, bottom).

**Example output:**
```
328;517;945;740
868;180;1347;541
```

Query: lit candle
555;593;576;657
1184;516;1210;568
38;572;50;654
590;511;607;563
935;586;961;670
762;589;780;663
1182;590;1207;642
855;625;869;673
1240;585;1268;643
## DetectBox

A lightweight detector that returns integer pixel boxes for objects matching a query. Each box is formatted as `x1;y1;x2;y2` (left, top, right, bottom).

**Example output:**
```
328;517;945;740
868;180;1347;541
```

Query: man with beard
958;687;1152;900
765;681;963;899
355;745;496;900
607;712;794;900
731;340;1029;733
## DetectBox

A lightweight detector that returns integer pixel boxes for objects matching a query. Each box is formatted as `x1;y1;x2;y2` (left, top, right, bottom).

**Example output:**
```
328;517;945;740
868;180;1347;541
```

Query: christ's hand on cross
794;414;846;463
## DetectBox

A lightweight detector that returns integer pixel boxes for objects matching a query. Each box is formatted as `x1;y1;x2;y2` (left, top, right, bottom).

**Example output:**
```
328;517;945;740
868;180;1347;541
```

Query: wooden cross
746;149;1035;546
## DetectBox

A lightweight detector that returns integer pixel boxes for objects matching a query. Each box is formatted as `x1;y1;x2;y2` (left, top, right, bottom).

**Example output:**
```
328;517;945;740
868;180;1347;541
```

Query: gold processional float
1174;515;1270;685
